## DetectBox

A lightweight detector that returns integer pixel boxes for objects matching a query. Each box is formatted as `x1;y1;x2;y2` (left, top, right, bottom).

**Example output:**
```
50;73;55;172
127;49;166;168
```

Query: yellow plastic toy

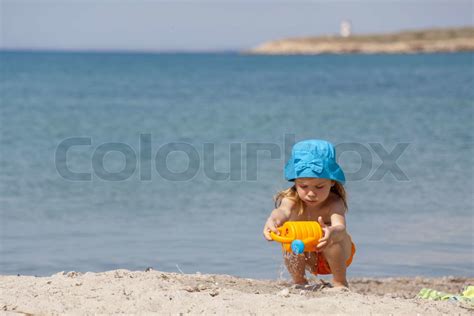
270;221;323;254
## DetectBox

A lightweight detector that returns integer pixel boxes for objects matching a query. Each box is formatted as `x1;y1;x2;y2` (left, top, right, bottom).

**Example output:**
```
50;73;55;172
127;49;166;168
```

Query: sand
1;269;472;315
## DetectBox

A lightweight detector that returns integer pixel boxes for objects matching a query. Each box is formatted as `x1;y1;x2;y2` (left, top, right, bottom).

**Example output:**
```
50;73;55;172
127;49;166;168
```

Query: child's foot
292;277;308;286
325;286;351;293
332;280;349;288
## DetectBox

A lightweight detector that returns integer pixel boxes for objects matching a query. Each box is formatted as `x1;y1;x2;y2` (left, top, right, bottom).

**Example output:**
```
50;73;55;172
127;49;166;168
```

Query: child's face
294;178;334;207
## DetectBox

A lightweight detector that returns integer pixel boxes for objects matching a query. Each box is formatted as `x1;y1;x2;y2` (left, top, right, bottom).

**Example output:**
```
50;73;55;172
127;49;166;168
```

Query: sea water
0;51;472;278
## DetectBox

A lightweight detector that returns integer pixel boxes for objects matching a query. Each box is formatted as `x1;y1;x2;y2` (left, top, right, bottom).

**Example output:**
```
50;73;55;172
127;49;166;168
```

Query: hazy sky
1;0;473;51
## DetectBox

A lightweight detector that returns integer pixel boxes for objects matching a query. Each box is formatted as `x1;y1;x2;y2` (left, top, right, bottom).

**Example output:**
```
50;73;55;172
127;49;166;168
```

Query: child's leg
303;251;319;275
321;234;352;287
283;252;307;285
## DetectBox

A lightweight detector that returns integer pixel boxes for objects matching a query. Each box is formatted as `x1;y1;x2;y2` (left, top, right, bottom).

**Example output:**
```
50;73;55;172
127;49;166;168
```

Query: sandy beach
1;269;472;315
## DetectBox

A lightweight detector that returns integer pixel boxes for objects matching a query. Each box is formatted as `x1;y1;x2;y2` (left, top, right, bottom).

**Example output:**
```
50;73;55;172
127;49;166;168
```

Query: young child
263;139;355;288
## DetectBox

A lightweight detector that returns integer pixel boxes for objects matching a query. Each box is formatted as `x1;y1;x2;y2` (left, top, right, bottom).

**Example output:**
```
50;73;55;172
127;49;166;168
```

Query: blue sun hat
284;139;345;184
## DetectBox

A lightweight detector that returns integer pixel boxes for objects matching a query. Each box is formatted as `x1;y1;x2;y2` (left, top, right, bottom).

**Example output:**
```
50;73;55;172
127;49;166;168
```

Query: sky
1;0;473;52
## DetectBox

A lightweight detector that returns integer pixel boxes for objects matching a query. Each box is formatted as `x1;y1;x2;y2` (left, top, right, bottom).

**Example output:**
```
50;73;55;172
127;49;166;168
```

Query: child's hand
316;216;332;252
263;217;280;241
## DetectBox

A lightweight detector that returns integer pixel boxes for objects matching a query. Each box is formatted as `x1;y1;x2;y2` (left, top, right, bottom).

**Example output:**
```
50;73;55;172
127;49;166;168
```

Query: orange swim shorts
312;242;356;275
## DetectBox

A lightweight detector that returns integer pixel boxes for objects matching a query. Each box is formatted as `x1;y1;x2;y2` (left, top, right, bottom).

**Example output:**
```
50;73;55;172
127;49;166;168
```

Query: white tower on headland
340;20;352;37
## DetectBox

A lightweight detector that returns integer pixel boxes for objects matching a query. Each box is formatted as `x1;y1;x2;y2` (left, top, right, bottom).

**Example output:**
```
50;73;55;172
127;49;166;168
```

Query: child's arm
262;198;294;241
316;199;348;250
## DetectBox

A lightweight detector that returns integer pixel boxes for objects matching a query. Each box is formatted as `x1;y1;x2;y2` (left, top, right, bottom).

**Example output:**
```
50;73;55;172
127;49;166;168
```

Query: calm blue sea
0;51;473;279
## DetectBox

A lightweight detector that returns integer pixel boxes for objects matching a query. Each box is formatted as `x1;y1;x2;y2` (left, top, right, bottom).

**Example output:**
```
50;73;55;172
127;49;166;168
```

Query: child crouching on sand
263;139;355;287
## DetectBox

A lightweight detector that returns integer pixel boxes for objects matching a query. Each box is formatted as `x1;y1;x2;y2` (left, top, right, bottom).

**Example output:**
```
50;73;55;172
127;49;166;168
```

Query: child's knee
283;252;305;264
323;238;351;261
322;241;342;257
283;253;307;278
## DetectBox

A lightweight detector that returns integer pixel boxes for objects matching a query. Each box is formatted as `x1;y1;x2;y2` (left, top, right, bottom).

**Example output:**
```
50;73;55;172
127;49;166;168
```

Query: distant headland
245;27;474;55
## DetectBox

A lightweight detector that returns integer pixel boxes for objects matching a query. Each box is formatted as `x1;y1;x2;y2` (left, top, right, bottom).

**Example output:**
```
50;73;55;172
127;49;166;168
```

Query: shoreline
1;269;472;314
246;27;474;55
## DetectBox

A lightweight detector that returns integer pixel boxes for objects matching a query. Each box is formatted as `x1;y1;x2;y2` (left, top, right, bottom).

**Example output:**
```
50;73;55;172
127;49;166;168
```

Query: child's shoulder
326;192;347;215
278;197;297;211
